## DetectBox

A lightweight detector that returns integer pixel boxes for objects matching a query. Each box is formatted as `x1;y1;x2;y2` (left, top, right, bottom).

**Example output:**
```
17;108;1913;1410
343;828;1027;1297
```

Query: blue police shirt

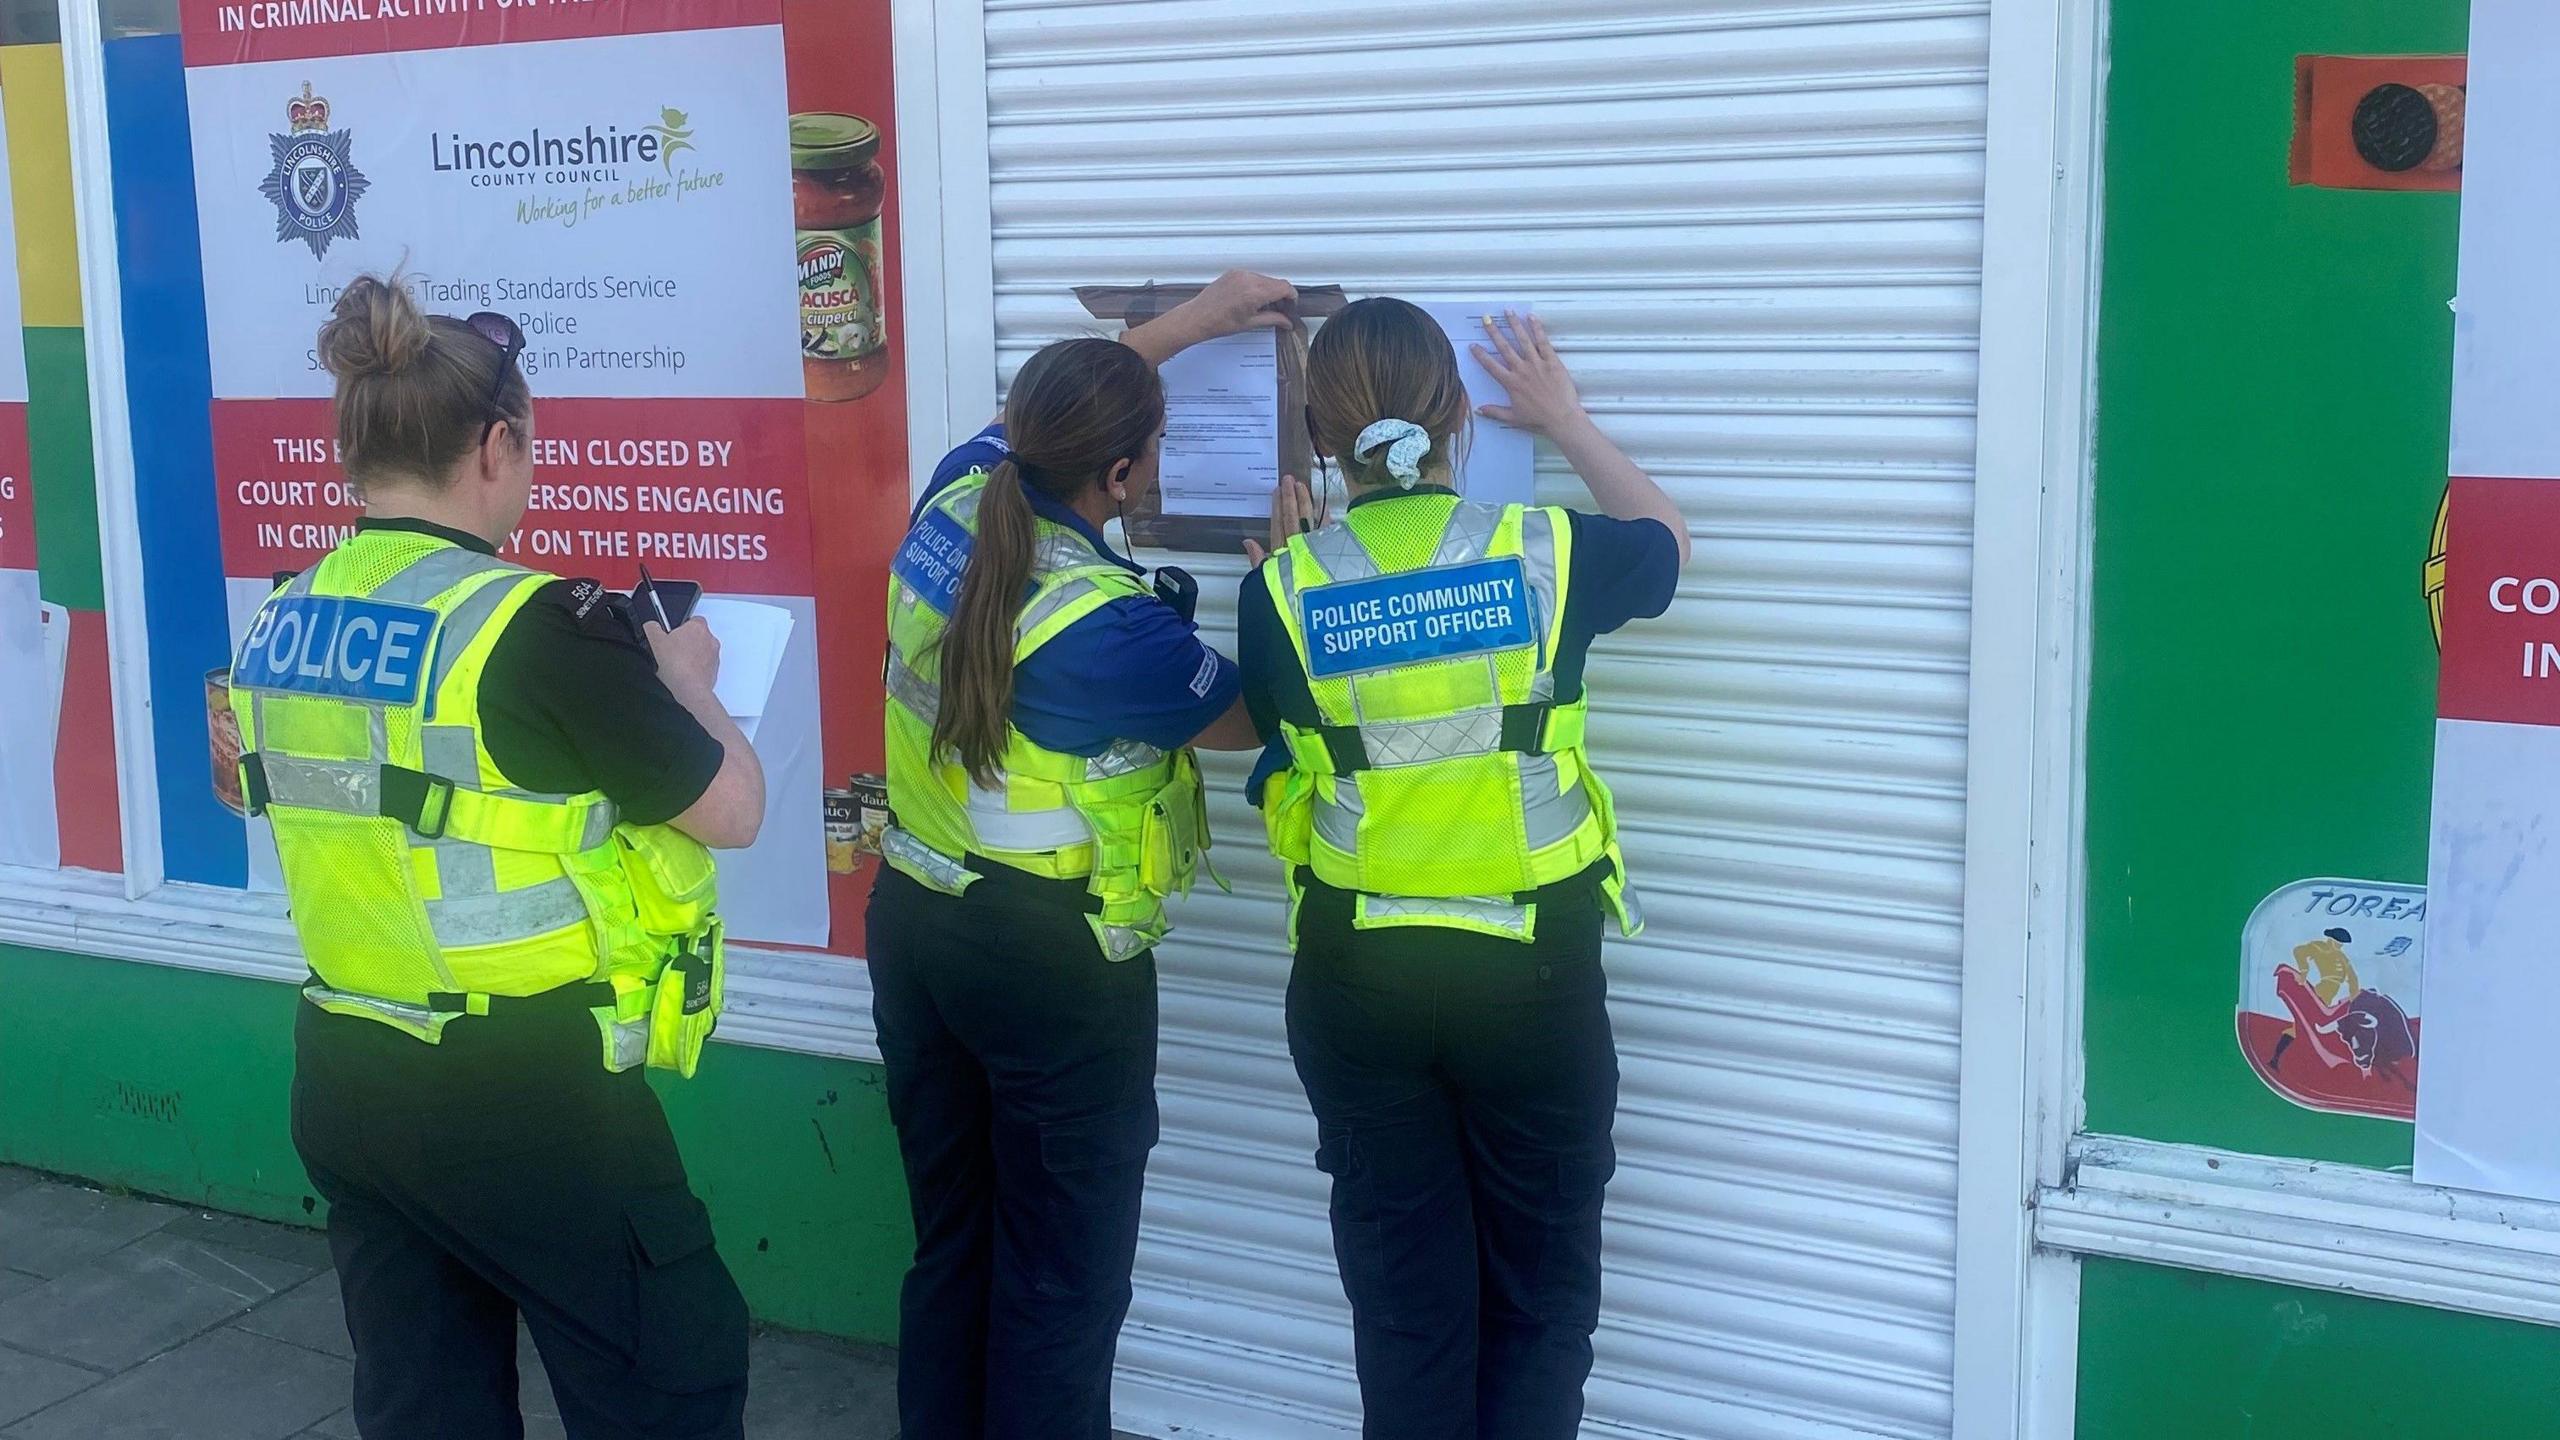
1237;486;1682;799
914;425;1240;756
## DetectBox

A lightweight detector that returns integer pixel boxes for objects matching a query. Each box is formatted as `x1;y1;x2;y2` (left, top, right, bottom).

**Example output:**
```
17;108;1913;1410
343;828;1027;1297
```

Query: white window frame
1954;0;2110;1431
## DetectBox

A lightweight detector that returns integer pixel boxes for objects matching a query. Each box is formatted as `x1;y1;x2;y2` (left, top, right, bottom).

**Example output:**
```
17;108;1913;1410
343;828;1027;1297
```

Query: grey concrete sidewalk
0;1166;900;1439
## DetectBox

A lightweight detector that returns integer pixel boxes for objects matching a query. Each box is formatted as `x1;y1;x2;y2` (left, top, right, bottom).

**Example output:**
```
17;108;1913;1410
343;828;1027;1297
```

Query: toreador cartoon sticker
2237;878;2425;1121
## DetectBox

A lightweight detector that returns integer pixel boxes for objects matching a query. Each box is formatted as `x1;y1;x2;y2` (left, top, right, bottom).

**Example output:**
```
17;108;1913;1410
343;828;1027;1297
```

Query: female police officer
229;275;766;1438
1238;300;1688;1440
869;270;1292;1439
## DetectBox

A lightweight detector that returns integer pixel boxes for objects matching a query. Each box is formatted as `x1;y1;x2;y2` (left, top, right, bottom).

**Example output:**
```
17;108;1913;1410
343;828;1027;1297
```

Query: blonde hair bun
317;274;430;380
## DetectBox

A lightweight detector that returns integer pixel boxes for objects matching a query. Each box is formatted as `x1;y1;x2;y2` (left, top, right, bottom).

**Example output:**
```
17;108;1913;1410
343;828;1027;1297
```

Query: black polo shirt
352;518;722;827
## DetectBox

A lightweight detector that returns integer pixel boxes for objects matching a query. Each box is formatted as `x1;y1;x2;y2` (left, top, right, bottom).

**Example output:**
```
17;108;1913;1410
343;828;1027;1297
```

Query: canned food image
206;667;245;816
824;788;859;874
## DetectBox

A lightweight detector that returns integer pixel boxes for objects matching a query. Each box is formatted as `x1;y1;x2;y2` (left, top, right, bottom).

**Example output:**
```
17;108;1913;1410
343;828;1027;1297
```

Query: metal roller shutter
977;2;1986;1435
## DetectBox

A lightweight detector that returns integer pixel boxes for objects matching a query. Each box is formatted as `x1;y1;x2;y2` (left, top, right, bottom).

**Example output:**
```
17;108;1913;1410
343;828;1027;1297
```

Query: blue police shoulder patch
1299;556;1537;680
234;594;440;706
892;508;974;617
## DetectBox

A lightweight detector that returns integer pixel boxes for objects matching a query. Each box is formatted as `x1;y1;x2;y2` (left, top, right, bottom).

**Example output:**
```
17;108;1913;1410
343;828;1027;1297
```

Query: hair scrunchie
1353;418;1432;489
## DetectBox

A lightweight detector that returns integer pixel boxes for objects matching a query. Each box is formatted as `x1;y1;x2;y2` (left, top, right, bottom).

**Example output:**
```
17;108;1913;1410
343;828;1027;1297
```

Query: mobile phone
633;576;703;629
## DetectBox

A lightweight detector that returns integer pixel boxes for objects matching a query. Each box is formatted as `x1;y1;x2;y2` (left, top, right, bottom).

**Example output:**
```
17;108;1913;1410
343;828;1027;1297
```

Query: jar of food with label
792;113;889;403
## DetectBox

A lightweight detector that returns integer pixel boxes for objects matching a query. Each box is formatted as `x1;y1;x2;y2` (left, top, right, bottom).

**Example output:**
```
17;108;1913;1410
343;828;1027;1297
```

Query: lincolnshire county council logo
258;82;367;260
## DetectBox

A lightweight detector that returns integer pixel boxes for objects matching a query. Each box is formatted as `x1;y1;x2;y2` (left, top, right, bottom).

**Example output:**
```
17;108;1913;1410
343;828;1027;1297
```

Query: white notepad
692;596;795;743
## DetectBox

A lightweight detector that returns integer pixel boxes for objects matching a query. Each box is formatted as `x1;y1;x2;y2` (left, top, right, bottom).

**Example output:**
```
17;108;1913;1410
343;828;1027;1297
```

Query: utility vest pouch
1259;766;1315;867
615;823;718;938
646;922;724;1079
1140;752;1208;899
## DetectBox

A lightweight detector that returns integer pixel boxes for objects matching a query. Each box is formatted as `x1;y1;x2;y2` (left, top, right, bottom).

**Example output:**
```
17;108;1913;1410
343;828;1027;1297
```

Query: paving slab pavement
0;1167;1143;1439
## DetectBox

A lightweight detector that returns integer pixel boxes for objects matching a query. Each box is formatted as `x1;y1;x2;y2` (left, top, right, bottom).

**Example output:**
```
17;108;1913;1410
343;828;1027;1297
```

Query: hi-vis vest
1260;492;1639;942
881;470;1211;962
228;529;725;1077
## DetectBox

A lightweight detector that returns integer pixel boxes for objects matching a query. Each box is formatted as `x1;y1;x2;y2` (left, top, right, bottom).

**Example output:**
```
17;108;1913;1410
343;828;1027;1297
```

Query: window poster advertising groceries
176;0;909;951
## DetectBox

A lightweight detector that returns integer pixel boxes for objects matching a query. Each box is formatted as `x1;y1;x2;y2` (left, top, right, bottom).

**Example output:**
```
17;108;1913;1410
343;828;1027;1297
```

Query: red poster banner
181;0;780;66
0;405;32;571
212;395;814;592
2438;475;2560;727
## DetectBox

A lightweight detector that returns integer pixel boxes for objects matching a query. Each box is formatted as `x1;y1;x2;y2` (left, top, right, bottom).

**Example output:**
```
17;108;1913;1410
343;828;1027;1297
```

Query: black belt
422;982;618;1015
963;853;1106;916
879;805;1107;918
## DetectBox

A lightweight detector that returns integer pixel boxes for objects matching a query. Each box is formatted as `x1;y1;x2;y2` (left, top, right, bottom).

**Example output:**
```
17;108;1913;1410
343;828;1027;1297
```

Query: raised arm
1120;270;1299;368
1474;311;1690;566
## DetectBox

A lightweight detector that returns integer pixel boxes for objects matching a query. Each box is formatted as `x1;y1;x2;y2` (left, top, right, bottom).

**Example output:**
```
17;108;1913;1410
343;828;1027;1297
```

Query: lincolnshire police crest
258;83;367;260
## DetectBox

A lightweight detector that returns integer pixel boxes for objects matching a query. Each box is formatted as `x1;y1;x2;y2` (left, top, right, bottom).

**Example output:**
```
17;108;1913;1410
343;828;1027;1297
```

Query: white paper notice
1422;303;1538;507
0;573;60;870
694;596;794;734
1158;330;1279;518
2449;3;2560;478
2419;717;2560;1199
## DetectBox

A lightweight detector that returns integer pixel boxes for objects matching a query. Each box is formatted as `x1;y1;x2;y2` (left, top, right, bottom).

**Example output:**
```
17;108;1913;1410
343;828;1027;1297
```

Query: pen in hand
636;563;674;631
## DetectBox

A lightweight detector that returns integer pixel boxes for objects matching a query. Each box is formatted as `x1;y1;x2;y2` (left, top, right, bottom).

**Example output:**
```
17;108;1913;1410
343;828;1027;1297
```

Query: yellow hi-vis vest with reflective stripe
1260;493;1639;942
881;470;1211;962
228;528;724;1074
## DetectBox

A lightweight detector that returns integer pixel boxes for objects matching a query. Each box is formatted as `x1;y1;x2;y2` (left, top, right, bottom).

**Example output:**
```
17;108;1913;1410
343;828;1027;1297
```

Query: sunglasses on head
464;311;526;438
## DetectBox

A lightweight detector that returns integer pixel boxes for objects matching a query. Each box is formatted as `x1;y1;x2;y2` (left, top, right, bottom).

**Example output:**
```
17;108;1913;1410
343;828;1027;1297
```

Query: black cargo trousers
1286;878;1621;1440
291;993;750;1440
867;863;1162;1440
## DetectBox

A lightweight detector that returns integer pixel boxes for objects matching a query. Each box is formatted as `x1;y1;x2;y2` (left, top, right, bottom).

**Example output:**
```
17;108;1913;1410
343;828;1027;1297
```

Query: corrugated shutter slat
978;2;1983;1434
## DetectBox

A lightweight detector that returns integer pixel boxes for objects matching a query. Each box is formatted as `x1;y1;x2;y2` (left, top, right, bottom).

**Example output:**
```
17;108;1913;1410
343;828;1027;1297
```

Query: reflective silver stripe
370;546;522;607
1357;708;1507;768
1015;572;1112;645
967;782;1092;849
421;725;479;784
424;837;498;899
1431;500;1502;567
279;570;317;598
1033;532;1101;578
1518;754;1594;851
884;826;978;894
606;1017;650;1073
1519;506;1562;701
885;651;938;723
260;756;380;814
303;986;447;1029
429;573;537;693
944;483;984;525
1275;551;1309;640
1358;892;1533;937
425;875;591;947
1087;739;1165;781
262;746;607;845
1615;884;1645;937
1100;924;1151;962
1305;522;1381;584
1314;775;1362;853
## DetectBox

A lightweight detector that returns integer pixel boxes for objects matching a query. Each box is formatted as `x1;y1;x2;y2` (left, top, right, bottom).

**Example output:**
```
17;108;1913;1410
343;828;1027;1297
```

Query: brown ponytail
316;273;529;498
933;337;1164;785
1307;297;1472;490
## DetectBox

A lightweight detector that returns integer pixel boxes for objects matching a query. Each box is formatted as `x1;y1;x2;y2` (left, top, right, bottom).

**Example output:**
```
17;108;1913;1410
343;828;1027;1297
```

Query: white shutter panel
978;3;1984;1435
